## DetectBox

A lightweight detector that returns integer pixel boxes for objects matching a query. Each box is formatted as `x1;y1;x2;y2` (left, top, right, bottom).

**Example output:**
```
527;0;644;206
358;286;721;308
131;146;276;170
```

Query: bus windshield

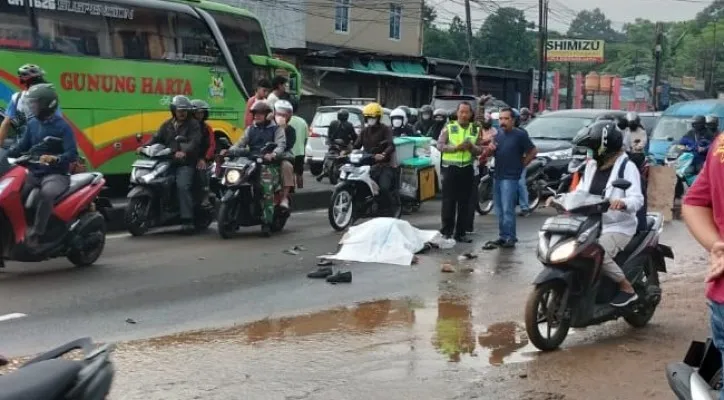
208;11;269;89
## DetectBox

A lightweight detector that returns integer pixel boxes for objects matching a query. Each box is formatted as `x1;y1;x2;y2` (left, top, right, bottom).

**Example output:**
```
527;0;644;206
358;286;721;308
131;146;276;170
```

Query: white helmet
274;99;293;114
390;107;407;126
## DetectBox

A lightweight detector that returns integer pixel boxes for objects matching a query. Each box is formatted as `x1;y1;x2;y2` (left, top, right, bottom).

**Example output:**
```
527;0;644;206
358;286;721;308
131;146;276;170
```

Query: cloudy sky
434;0;709;33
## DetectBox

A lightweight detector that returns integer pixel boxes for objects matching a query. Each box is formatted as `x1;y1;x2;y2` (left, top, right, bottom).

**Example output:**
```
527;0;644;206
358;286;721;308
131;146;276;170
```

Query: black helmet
24;83;58;120
170;95;193;116
692;115;706;130
706;114;720;131
337;108;349;122
626;112;641;129
250;99;272;115
615;116;628;131
191;99;210;121
420;105;433;116
17;64;45;85
572;120;623;164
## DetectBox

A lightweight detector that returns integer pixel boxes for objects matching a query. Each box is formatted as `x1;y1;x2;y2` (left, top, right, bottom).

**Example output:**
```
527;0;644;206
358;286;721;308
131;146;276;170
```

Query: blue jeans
518;169;529;211
494;179;518;242
709;300;724;400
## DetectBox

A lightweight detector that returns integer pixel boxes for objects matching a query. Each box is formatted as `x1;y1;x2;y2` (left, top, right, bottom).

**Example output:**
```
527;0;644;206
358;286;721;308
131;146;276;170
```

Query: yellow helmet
362;102;383;118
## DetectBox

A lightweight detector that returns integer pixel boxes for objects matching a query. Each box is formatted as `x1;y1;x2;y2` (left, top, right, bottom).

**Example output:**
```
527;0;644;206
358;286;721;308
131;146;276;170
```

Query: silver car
305;105;391;176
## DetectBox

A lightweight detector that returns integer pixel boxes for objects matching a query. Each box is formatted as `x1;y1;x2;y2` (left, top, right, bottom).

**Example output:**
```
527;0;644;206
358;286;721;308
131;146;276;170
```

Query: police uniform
440;121;479;239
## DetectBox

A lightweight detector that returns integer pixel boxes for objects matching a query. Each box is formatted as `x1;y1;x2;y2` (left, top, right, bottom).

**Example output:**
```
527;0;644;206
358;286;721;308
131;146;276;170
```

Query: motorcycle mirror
175;135;188;143
611;179;632;191
135;133;143;143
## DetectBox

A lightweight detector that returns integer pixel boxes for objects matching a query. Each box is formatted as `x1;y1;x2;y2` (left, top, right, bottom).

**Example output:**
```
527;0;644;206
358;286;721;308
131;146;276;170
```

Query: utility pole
537;0;545;111
542;0;549;106
652;22;663;111
464;0;478;95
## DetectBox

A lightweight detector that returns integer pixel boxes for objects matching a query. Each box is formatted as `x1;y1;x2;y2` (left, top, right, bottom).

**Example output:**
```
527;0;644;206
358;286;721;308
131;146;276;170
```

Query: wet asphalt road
0;201;550;356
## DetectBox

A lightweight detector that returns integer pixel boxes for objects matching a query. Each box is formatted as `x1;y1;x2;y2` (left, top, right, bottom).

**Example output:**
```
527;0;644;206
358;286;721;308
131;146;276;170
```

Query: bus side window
108;7;175;61
34;7;111;57
0;2;34;50
172;12;220;65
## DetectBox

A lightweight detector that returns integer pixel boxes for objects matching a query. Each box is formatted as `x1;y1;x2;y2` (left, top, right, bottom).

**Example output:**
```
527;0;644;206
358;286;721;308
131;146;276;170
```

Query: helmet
433;108;447;120
520;107;531;117
191;99;210;121
250;99;272;115
17;64;45;85
391;108;407;128
397;105;411;120
169;95;193;115
706;114;720;131
692;115;706;130
24;83;58;120
274;99;294;115
362;102;383;119
615;116;628;131
572;120;623;164
626;112;641;129
337;108;349;122
420;105;433;116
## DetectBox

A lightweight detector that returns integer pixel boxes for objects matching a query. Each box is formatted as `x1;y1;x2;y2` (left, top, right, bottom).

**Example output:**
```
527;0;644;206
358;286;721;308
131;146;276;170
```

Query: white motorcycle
327;149;401;231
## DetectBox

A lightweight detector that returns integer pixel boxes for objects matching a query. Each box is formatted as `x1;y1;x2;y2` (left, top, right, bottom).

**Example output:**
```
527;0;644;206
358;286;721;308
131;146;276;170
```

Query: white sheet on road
322;218;442;266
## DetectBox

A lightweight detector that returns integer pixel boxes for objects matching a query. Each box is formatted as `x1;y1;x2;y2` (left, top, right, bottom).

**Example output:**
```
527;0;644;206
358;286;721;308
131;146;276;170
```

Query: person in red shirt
682;134;724;380
244;78;271;128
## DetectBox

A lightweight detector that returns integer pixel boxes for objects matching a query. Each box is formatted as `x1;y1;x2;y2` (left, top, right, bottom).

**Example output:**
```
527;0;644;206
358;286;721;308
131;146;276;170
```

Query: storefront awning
307;65;456;82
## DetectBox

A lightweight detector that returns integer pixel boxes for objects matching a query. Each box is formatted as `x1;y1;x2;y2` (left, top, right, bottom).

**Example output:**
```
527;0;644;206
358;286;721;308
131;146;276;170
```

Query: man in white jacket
548;121;644;307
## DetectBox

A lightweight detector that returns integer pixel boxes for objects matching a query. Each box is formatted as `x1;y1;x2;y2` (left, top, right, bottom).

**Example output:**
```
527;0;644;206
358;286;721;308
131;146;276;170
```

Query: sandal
482;239;504;250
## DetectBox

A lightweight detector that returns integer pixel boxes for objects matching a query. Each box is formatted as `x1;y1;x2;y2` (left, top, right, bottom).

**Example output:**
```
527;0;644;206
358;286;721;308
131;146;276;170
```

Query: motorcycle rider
354;102;397;215
288;98;309;188
224;100;295;210
547;121;644;307
430;108;448;140
680;115;714;173
326;108;356;148
391;108;415;137
140;95;202;233
0;64;62;144
191;99;215;205
706;114;721;138
623;112;647;169
414;105;434;136
7;84;78;249
273;99;297;163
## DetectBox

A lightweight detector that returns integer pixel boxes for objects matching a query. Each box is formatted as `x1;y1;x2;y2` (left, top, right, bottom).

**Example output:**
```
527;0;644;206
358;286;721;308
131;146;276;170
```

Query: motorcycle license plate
132;159;157;168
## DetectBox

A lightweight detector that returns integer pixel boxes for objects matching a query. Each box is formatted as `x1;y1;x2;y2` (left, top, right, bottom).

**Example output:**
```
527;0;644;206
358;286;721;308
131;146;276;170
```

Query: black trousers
463;166;481;232
440;164;474;238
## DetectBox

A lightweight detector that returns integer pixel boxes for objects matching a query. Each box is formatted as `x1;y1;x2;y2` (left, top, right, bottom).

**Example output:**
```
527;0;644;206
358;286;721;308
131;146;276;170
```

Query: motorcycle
524;179;674;351
0;337;114;400
216;142;290;238
317;139;349;185
667;338;722;400
125;137;216;236
328;149;402;231
476;157;546;215
0;136;110;268
550;154;588;195
665;141;705;200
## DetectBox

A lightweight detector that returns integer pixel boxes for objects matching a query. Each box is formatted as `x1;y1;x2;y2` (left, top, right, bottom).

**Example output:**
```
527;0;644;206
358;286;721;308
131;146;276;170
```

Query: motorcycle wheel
624;262;660;328
476;179;494;215
125;197;151;237
329;164;339;185
328;186;355;231
525;280;571;351
67;215;106;267
528;185;541;211
217;201;239;239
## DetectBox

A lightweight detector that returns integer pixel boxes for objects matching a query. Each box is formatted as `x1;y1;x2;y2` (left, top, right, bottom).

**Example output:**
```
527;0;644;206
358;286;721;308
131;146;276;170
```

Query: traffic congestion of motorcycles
0;89;721;399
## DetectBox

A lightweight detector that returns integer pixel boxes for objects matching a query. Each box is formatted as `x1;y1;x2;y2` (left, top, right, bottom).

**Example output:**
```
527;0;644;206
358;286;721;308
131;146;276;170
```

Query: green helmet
24;83;58;120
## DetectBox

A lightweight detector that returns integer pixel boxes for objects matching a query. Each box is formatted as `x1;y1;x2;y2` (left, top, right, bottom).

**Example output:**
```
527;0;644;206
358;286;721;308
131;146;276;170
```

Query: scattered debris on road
441;263;455;273
125;318;137;325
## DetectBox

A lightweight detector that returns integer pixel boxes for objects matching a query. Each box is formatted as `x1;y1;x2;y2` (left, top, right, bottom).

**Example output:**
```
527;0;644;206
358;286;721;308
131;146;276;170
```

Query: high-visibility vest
441;122;478;167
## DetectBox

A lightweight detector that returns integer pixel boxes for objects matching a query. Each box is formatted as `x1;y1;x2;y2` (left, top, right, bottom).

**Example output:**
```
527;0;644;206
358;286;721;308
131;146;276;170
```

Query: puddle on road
135;296;537;369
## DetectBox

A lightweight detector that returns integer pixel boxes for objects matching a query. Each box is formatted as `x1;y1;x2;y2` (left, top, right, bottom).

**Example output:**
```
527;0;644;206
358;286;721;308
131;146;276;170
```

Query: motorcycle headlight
549;239;577;263
225;169;241;184
0;177;14;196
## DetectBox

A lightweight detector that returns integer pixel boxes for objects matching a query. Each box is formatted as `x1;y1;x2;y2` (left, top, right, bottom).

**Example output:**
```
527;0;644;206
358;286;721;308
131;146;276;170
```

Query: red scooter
0;136;110;268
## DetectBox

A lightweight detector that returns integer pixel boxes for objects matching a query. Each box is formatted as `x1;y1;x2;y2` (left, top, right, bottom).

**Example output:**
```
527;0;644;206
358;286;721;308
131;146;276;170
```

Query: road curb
105;189;334;232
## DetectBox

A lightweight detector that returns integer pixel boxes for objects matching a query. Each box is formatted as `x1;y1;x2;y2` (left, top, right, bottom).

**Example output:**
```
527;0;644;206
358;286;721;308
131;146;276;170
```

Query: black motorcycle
524;179;673;351
216;143;290;238
476;157;546;215
317;139;349;185
0;337;114;400
125;136;216;236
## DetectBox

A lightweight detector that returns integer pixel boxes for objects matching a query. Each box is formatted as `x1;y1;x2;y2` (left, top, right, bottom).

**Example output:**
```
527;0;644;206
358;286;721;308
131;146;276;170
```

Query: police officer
436;102;482;243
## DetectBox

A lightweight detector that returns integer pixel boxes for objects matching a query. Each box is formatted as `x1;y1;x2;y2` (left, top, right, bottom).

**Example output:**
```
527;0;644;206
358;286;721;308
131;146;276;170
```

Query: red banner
551;71;560;111
611;76;621;110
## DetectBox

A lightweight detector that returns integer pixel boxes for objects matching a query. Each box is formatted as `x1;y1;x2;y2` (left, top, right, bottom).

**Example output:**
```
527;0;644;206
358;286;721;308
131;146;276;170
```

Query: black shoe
307;267;333;279
518;210;532;217
326;271;352;284
482;239;505;250
610;291;639;307
454;235;473;243
500;239;516;249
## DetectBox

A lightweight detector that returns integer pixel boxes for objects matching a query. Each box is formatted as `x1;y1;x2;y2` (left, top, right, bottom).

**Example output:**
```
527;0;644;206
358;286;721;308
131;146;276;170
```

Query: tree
422;0;437;28
567;8;623;42
696;0;724;28
476;7;535;69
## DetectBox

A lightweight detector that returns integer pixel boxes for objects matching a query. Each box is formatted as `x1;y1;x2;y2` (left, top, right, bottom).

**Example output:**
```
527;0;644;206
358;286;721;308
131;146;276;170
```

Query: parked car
524;109;626;184
305;105;392;176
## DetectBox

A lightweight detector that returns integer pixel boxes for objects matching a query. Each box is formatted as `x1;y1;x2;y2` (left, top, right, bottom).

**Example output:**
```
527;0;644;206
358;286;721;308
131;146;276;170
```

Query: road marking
0;313;27;322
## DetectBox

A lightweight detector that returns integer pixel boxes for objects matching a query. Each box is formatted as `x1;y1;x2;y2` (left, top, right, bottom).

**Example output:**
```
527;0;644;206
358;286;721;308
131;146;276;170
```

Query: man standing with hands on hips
437;102;482;243
483;108;537;250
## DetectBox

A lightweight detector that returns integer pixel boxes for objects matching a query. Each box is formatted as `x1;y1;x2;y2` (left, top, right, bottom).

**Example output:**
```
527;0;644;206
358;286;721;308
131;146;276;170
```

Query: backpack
617;158;648;232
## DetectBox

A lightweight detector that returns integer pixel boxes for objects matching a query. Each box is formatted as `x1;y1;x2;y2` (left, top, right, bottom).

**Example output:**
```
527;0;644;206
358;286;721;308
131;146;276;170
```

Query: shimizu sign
546;39;605;63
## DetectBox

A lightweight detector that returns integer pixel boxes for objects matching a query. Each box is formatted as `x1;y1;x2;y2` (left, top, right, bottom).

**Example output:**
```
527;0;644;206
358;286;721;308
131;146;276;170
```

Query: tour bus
0;0;301;182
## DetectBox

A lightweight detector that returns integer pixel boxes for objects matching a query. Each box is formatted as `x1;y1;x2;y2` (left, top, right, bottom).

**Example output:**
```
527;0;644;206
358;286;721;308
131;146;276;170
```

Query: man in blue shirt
483;108;537;249
7;84;78;248
0;64;62;146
